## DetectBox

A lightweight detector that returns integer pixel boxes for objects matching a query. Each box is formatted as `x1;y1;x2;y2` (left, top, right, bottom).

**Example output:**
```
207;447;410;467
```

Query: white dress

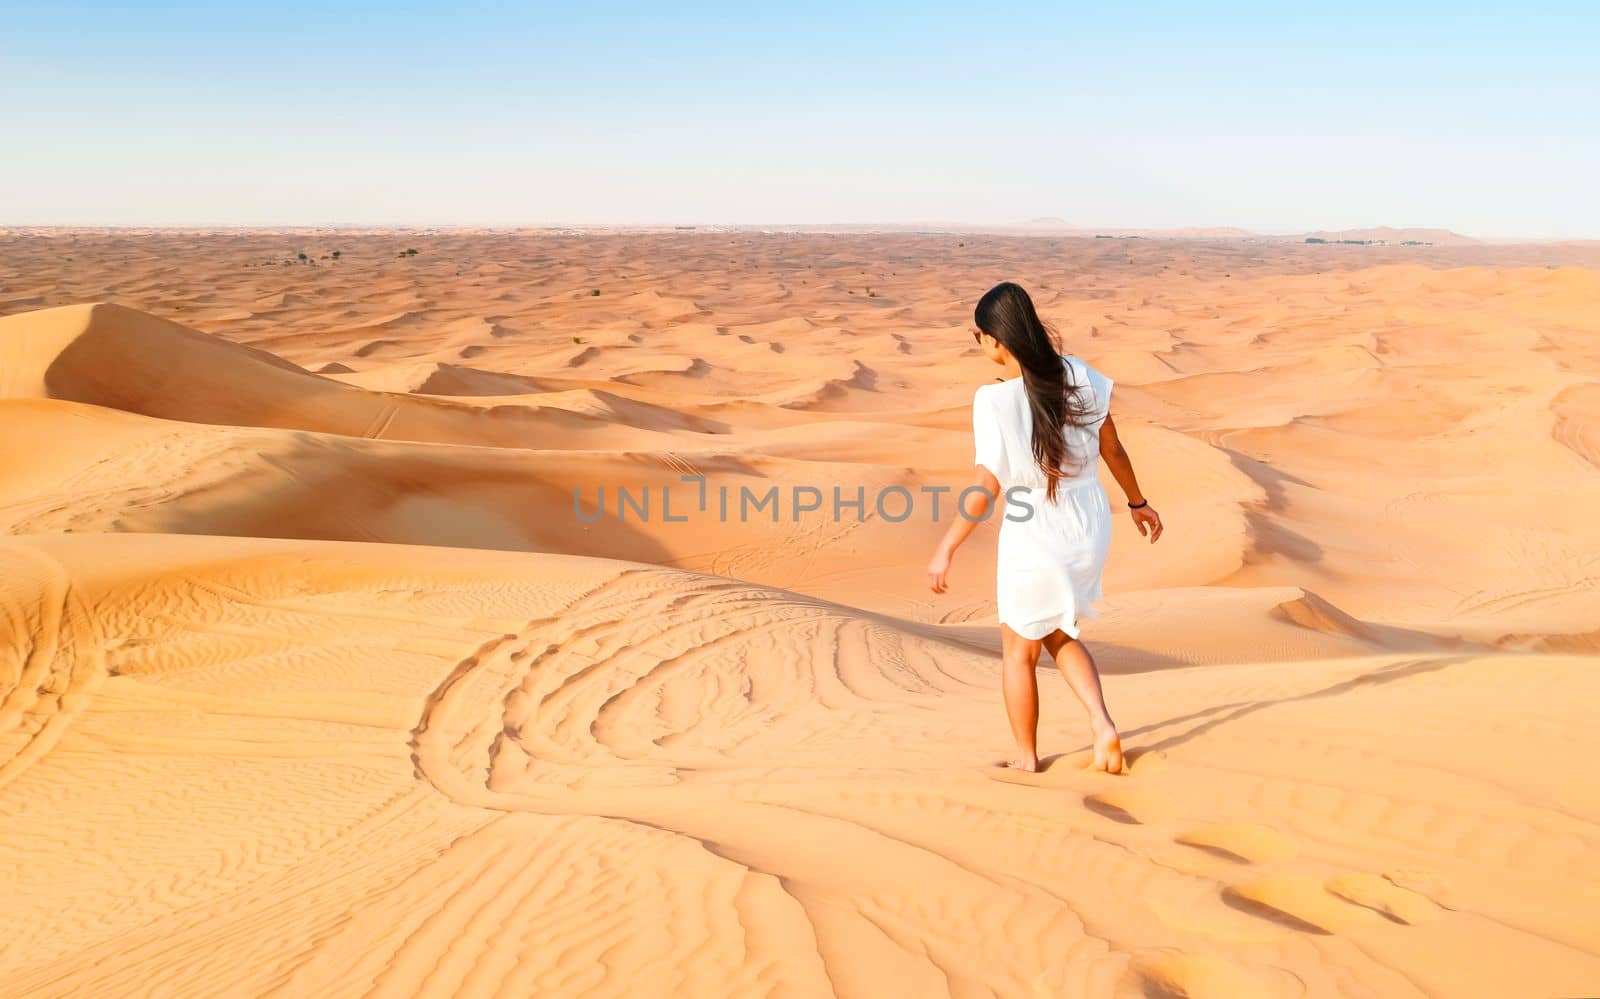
973;354;1116;640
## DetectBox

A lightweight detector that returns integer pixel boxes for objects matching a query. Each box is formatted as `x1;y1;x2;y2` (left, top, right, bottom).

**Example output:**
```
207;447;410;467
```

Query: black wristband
1128;499;1148;509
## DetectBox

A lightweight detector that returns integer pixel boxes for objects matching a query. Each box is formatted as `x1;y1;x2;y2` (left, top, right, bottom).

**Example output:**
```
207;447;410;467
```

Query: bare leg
1042;630;1123;773
999;625;1043;771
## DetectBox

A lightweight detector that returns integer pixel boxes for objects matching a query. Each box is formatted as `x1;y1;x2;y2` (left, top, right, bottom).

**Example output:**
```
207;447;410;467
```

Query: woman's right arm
1099;413;1163;543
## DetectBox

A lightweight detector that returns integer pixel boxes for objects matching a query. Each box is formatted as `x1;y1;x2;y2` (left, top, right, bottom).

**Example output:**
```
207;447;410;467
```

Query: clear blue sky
3;2;1596;237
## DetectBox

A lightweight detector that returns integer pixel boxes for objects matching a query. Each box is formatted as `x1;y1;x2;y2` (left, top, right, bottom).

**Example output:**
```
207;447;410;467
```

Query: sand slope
1;533;1596;998
0;303;688;449
2;231;1599;996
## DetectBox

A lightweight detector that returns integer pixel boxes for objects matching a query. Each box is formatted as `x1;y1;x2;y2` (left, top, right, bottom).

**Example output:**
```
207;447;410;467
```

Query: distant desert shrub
297;252;308;261
331;250;342;259
591;289;601;296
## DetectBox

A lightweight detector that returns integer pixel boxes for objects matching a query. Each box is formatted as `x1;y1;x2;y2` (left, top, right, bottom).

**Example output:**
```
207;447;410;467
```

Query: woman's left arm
927;466;1001;593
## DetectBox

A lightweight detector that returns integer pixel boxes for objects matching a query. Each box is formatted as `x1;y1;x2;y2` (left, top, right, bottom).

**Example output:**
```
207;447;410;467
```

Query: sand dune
1;230;1599;996
2;533;1596;997
1292;226;1479;246
0;304;688;449
0;394;1265;619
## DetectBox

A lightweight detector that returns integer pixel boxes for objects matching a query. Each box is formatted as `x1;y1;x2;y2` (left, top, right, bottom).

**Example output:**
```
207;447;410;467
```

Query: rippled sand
1;229;1598;996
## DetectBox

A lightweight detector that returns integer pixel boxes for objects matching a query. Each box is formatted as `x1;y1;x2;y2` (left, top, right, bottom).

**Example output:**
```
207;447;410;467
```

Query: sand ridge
1;230;1598;996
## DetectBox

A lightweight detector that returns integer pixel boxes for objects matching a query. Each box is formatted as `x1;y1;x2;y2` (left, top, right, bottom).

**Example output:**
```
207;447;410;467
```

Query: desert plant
297;252;308;261
331;250;342;259
591;289;601;296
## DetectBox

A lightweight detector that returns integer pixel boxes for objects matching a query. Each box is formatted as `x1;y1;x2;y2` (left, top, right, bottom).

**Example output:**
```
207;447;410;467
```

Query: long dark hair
974;281;1096;500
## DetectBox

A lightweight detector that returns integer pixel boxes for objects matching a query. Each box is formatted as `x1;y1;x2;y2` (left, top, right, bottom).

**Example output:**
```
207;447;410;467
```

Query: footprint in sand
1175;824;1298;864
1127;949;1270;999
1083;786;1171;825
1124;747;1167;774
981;757;1074;787
983;747;1141;788
1326;873;1440;925
1382;867;1460;911
1221;878;1352;935
1222;874;1435;936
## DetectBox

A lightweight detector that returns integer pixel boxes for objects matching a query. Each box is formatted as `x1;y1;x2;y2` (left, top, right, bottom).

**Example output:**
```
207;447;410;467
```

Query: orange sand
1;229;1598;997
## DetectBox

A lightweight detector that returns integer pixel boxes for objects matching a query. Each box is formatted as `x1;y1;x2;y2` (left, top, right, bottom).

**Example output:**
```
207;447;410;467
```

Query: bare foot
1006;756;1041;773
1091;727;1124;774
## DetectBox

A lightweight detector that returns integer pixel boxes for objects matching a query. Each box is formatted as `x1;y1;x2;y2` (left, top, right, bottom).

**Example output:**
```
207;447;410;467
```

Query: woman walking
926;282;1163;774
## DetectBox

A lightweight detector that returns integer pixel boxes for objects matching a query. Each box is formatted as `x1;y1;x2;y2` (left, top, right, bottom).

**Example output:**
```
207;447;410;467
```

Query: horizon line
2;221;1595;245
